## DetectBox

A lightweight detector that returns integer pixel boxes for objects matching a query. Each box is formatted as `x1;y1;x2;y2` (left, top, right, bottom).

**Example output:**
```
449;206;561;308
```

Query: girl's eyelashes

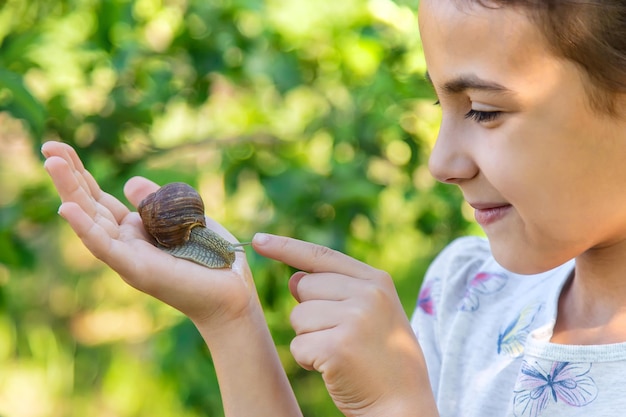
464;109;501;123
432;100;503;124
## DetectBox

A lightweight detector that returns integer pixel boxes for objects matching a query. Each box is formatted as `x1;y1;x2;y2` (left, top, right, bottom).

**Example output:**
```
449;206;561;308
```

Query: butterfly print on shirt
418;278;437;316
459;271;508;312
513;361;598;417
497;303;543;357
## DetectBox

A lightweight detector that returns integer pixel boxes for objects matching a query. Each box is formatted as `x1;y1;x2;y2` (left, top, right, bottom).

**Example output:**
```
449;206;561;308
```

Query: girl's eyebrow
425;71;514;96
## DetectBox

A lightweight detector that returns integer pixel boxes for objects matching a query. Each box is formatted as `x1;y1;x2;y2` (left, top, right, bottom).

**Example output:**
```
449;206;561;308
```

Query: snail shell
138;182;242;269
138;182;206;248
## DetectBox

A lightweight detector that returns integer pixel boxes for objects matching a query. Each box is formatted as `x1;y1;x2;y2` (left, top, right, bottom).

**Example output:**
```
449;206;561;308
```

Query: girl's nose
428;121;478;184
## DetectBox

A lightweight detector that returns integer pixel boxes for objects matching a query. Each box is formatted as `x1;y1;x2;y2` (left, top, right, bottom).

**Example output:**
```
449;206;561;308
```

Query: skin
419;0;626;345
43;141;436;417
43;0;626;415
253;233;437;416
42;141;302;417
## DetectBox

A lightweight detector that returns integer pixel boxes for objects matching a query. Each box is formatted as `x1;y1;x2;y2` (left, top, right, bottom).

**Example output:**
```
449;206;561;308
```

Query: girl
414;1;626;415
43;0;626;416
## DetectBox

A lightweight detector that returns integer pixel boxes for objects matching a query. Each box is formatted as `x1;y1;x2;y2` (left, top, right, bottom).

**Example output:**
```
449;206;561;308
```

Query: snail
137;182;247;269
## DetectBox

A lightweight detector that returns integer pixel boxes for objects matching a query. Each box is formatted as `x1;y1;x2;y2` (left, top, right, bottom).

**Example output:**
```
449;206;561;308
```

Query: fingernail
253;233;270;245
41;141;53;157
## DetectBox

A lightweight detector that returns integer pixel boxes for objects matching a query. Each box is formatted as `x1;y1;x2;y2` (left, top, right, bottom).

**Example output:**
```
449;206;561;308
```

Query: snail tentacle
230;242;250;253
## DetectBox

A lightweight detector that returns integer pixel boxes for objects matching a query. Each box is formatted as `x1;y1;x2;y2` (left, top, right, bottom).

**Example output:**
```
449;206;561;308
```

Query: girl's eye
464;109;501;123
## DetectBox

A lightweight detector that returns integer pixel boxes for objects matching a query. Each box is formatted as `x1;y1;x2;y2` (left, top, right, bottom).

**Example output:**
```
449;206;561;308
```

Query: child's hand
252;233;437;417
42;141;256;329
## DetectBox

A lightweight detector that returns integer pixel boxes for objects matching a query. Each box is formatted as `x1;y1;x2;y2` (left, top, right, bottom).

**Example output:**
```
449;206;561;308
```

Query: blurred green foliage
0;0;477;416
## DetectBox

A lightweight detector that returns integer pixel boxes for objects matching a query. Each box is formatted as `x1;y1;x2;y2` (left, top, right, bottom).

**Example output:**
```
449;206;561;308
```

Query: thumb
289;271;308;302
124;176;160;208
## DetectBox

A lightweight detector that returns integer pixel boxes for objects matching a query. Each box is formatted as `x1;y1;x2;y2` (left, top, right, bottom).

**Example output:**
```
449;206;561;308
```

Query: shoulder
426;235;492;279
423;236;496;298
412;236;505;394
416;236;496;318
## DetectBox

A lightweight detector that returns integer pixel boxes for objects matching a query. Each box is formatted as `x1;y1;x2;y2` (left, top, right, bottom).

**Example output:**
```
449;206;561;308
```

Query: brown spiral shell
138;182;206;248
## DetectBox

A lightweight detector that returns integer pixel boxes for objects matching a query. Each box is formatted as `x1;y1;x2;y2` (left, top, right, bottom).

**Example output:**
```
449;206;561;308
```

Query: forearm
194;299;302;417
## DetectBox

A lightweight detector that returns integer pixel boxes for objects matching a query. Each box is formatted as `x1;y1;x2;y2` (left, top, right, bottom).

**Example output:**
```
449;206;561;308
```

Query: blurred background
0;0;479;415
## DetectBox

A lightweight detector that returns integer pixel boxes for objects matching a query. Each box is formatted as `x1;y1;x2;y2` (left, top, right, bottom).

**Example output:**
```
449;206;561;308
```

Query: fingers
41;141;85;177
288;295;356;372
289;271;368;303
123;176;160;208
290;300;340;335
42;142;129;225
56;201;145;277
44;156;97;215
288;271;307;301
289;314;361;374
252;233;377;277
42;141;100;201
290;330;335;372
58;201;117;261
289;273;395;335
256;232;392;307
58;200;172;291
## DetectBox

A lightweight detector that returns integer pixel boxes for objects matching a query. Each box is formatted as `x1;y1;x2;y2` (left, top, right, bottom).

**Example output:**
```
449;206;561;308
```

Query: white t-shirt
410;236;626;417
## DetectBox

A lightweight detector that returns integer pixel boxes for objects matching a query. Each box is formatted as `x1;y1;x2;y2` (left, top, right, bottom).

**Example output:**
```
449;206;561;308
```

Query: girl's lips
472;204;513;226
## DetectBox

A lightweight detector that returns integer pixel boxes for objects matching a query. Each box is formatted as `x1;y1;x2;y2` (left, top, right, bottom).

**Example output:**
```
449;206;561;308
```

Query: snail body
138;182;244;269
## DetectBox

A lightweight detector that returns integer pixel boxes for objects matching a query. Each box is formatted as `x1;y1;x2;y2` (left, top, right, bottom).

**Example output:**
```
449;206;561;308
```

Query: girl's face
419;0;626;274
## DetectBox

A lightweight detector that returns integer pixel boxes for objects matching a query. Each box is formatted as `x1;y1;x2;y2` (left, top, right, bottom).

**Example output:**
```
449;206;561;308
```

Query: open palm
42;141;256;326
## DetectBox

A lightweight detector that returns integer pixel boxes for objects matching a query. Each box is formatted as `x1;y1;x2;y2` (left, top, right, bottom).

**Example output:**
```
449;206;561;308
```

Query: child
43;0;626;416
414;0;626;416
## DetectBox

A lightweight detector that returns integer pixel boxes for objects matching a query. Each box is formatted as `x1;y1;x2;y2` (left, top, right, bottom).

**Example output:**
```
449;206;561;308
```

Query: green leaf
0;68;46;140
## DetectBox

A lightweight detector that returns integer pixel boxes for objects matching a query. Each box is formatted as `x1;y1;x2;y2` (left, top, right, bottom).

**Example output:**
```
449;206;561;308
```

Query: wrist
354;390;438;417
191;293;268;350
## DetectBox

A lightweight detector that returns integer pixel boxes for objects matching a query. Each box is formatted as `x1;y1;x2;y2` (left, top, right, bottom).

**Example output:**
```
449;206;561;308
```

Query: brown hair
468;0;626;115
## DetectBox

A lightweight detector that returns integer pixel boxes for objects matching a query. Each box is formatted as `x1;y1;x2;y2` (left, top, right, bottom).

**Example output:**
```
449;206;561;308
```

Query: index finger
42;143;129;224
252;233;377;278
42;141;99;199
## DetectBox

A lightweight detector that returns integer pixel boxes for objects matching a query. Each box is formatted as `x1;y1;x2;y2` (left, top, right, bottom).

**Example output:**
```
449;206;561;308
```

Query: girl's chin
488;240;565;275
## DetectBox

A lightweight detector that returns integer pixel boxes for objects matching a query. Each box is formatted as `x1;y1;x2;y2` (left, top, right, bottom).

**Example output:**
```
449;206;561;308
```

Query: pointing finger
252;233;376;278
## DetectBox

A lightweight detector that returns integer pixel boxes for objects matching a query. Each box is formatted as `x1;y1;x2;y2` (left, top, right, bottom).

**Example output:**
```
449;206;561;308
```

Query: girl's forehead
418;0;537;46
418;0;554;87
